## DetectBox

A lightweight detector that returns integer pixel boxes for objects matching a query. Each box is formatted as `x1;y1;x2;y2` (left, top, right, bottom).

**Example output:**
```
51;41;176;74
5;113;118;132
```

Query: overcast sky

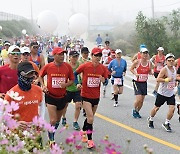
1;0;179;20
1;0;179;34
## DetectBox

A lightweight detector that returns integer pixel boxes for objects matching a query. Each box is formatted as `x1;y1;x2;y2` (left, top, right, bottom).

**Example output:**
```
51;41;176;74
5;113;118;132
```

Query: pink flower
105;147;121;154
50;143;63;154
3;115;19;129
44;123;55;132
10;101;19;111
75;145;82;150
0;139;8;145
32;116;45;127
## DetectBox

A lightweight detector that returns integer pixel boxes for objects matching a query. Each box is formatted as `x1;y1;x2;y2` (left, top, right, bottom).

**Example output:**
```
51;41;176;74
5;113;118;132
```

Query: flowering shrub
0;98;122;154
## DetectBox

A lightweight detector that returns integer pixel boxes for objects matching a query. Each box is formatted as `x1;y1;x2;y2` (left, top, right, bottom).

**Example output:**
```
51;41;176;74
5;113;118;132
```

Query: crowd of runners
0;34;180;149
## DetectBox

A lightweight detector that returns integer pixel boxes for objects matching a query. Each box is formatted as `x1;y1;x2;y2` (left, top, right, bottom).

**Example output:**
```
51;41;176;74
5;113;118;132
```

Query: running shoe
80;130;88;143
87;140;95;149
132;109;141;118
147;117;154;129
73;122;80;130
113;102;118;107
61;118;67;126
162;123;172;132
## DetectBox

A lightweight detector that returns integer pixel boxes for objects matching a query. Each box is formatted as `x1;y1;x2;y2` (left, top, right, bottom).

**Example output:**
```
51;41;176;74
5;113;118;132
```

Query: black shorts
154;72;159;78
111;77;124;87
82;97;99;107
132;80;147;95
66;91;82;103
155;94;175;107
45;93;67;110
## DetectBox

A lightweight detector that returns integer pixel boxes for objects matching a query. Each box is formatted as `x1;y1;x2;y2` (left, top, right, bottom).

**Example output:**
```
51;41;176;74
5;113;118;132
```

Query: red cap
91;47;102;55
52;47;66;55
111;50;116;55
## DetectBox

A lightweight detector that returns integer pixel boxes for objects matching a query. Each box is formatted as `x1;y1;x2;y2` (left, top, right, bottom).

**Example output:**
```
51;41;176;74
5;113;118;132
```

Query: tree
135;12;168;55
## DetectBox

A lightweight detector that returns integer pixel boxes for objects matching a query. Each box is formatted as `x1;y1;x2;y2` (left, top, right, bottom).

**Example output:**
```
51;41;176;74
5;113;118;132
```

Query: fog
1;0;180;34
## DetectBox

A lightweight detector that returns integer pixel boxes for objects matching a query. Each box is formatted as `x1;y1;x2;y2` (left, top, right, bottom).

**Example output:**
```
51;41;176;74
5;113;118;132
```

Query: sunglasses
10;52;21;55
94;54;102;57
33;46;39;49
167;59;174;62
22;52;30;56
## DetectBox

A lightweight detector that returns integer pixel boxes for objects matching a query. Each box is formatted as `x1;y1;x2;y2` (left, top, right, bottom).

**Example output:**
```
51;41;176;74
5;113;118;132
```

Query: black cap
30;41;38;47
18;62;36;76
69;50;79;56
81;47;89;53
105;41;110;44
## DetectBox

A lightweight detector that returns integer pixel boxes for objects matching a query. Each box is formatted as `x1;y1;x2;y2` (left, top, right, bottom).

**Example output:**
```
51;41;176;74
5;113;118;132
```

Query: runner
74;47;108;148
0;45;21;99
103;50;116;98
29;41;45;69
130;48;152;118
79;47;91;64
61;50;82;130
4;61;43;127
39;47;74;145
131;44;146;63
0;41;11;65
176;58;180;122
79;47;91;117
102;41;111;64
150;47;165;97
147;53;179;132
108;49;127;107
4;61;43;147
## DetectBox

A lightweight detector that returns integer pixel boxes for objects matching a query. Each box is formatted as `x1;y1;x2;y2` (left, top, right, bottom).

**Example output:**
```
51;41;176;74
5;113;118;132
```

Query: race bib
138;74;148;82
114;78;122;86
87;77;100;87
167;82;175;90
52;77;66;88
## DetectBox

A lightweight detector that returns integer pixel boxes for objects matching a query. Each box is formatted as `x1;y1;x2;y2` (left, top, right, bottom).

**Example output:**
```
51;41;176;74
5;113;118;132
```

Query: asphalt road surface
42;51;180;153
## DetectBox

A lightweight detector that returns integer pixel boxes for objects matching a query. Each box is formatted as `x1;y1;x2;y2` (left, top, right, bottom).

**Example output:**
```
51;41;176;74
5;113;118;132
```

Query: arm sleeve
123;60;127;72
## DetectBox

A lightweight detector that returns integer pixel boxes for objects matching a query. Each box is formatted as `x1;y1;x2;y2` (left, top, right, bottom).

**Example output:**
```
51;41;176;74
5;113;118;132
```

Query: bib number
138;74;148;82
114;78;122;86
167;82;175;90
52;77;65;88
87;77;100;87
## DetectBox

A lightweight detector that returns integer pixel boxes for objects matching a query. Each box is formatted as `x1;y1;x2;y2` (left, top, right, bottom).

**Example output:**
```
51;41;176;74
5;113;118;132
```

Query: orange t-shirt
5;84;43;122
39;62;74;98
76;62;108;99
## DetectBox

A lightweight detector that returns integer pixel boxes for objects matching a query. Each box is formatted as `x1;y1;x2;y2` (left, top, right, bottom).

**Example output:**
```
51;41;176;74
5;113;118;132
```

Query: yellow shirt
1;49;9;64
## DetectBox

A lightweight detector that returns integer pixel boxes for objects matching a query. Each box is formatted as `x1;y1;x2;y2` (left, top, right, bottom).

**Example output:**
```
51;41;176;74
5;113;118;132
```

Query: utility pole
152;0;155;19
30;0;33;25
88;0;90;31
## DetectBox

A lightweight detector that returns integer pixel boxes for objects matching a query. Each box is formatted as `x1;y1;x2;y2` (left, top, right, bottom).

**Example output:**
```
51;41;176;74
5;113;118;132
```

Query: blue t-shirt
108;58;127;80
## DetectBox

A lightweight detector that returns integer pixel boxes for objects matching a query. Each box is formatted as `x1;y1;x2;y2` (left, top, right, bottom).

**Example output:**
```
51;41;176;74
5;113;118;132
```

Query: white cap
8;45;20;54
140;48;149;53
115;49;122;54
165;53;175;60
20;46;31;54
4;41;11;46
157;47;164;51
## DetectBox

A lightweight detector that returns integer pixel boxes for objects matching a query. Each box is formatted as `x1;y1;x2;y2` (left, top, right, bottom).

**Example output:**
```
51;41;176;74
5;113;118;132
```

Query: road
41;44;180;154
